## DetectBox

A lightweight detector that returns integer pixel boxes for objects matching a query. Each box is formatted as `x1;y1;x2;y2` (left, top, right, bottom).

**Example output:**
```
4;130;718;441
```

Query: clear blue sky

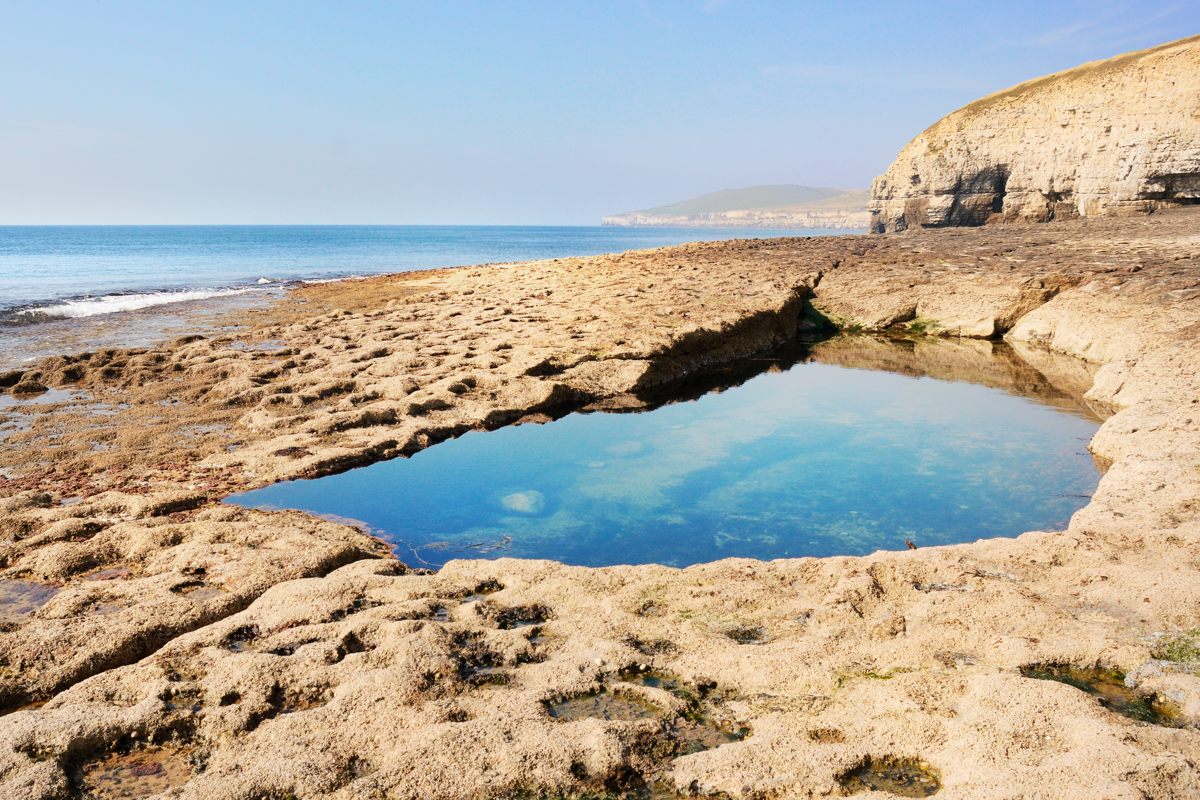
2;1;1196;224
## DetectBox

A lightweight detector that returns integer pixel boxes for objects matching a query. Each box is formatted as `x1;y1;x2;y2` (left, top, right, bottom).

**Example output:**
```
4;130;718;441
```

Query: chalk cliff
870;34;1200;233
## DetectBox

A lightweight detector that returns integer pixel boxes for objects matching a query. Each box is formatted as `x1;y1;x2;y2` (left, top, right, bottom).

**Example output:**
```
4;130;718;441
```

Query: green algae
461;578;505;602
1153;628;1200;665
1020;663;1183;726
616;668;748;753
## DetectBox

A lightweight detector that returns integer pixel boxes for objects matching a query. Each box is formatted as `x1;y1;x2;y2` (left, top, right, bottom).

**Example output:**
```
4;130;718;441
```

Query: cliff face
870;35;1200;233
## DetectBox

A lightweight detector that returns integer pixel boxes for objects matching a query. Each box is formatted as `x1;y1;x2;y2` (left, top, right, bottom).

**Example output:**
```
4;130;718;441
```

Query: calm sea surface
0;225;854;320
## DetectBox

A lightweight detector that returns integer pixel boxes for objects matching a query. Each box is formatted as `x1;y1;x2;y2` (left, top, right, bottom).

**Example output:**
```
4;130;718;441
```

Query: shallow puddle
0;387;86;408
617;668;747;754
500;781;692;800
78;746;195;799
619;669;689;694
84;566;134;582
0;579;59;620
463;665;510;686
172;580;225;600
542;671;747;797
1020;663;1183;726
725;626;769;645
224;625;260;652
230;338;286;352
461;578;505;602
839;756;941;797
0;416;32;443
480;602;551;630
670;719;747;755
546;689;662;722
229;336;1101;568
90;599;130;615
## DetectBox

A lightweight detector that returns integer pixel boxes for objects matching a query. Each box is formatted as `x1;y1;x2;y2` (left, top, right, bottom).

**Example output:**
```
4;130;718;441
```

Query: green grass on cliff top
943;33;1200;128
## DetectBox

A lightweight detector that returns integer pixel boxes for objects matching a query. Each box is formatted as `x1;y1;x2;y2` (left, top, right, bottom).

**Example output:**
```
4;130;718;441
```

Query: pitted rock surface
0;209;1198;798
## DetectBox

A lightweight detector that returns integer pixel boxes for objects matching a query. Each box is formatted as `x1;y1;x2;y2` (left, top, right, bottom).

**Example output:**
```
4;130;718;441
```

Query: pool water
229;339;1101;568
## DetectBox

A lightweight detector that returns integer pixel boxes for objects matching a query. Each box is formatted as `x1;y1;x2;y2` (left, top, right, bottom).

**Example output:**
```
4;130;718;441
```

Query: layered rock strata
870;35;1200;232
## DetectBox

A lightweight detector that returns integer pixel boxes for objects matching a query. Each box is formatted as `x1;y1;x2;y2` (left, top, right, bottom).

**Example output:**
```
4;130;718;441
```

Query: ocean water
229;351;1101;569
0;225;854;322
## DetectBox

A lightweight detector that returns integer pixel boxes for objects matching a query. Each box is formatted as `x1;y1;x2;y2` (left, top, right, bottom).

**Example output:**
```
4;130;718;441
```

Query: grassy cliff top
938;33;1200;130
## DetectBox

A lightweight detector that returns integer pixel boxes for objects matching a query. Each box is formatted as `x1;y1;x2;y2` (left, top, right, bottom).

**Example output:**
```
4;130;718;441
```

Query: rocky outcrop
870;35;1200;233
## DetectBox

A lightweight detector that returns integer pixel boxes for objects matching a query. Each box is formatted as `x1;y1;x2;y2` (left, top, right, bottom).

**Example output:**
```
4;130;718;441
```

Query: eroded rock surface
0;209;1198;798
870;35;1200;232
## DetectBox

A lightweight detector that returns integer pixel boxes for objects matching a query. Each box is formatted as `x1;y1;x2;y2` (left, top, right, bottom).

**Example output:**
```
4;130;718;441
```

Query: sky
1;1;1197;225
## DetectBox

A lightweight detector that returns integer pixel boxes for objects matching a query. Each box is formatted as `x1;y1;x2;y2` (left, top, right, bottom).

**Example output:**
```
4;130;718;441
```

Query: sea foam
16;288;260;321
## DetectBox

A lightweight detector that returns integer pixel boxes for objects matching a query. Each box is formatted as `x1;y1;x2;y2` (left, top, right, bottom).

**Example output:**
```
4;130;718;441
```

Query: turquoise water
228;350;1101;568
0;225;851;320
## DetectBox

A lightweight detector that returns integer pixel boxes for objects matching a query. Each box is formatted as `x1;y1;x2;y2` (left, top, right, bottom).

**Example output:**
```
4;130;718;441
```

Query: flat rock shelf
1;210;1198;800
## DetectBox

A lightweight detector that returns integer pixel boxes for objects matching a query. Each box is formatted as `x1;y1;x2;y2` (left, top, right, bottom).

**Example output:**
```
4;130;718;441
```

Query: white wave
300;275;366;285
17;288;261;320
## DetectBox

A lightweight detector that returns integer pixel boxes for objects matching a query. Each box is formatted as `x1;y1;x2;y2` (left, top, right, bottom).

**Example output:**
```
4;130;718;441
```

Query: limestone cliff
870;34;1200;233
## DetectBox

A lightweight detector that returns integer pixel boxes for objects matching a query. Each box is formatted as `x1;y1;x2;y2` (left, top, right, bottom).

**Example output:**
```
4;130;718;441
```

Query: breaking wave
3;287;264;324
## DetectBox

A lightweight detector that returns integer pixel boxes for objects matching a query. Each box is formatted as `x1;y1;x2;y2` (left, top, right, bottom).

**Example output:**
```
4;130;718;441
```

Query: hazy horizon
4;1;1197;225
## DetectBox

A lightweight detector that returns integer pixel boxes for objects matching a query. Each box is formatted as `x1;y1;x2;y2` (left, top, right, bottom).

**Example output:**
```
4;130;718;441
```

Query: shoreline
0;224;860;357
1;210;1199;797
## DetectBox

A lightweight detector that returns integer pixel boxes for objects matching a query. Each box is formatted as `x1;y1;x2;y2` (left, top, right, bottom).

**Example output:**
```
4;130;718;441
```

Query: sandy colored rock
870;35;1200;232
0;495;386;711
0;209;1197;797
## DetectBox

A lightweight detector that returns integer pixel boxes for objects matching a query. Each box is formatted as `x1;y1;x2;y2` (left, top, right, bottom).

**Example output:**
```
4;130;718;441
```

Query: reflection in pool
228;337;1102;568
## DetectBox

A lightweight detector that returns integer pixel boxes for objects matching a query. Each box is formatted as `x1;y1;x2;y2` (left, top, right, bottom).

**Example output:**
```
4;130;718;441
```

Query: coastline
0;223;857;368
1;211;1199;797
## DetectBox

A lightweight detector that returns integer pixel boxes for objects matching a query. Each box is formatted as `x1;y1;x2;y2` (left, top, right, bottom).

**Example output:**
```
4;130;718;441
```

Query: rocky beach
1;30;1199;800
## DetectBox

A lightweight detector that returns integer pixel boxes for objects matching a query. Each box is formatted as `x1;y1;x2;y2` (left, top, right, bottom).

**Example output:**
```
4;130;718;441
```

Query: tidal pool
229;337;1102;568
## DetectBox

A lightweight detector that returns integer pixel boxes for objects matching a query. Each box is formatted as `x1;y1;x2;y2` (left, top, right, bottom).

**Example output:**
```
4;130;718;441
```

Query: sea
0;225;855;366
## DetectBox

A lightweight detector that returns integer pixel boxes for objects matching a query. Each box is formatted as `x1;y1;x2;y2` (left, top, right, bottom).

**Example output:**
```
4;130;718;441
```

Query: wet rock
76;746;196;799
0;579;58;620
723;625;768;645
477;602;552;630
546;687;662;722
1020;662;1184;726
838;756;941;797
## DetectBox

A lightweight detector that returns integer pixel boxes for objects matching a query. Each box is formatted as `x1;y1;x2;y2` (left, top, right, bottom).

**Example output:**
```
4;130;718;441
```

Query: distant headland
602;184;869;229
